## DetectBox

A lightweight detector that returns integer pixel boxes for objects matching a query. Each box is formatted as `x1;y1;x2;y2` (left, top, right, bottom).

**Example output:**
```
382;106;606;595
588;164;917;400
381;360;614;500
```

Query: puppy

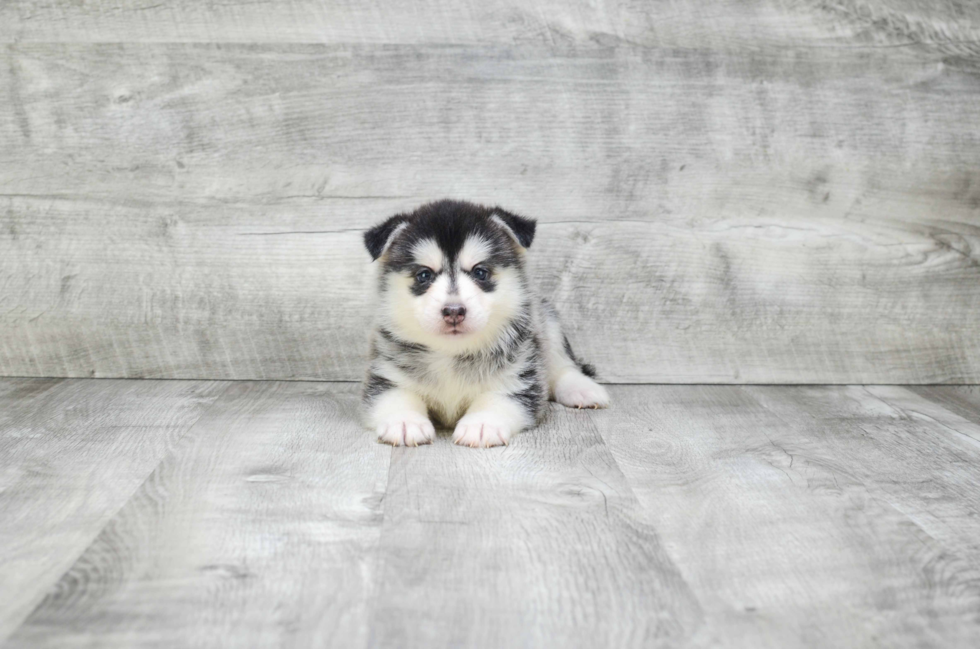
362;200;609;448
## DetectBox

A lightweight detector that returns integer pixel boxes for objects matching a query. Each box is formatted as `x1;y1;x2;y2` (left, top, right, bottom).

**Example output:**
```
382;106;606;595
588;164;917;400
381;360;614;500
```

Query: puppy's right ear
491;208;536;249
364;214;409;261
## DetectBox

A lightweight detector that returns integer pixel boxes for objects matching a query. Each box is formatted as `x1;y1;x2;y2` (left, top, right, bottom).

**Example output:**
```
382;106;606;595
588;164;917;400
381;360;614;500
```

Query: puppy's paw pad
452;413;512;448
376;412;435;447
555;373;610;409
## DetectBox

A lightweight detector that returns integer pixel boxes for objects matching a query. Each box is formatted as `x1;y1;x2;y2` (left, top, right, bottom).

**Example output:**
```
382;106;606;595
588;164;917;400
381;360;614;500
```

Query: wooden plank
368;398;701;648
3;0;978;47
0;375;62;404
6;381;980;646
744;385;980;589
868;385;980;445
2;43;980;382
0;378;225;644
909;386;980;426
5;381;391;648
5;197;979;384
601;385;980;648
5;44;980;204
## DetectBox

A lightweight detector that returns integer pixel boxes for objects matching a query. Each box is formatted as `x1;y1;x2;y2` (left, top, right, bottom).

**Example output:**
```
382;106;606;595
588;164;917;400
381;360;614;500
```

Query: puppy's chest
414;352;519;390
404;352;524;418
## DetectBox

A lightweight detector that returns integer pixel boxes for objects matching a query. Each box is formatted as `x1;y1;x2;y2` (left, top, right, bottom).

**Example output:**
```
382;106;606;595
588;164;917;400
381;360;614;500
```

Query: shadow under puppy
362;200;609;448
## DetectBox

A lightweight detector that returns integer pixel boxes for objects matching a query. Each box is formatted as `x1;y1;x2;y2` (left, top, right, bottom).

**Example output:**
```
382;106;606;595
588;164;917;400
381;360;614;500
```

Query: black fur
563;334;597;379
492;208;536;248
510;358;546;415
376;200;534;274
376;328;432;383
378;328;427;355
364;214;410;260
465;267;496;293
409;267;435;296
363;373;394;402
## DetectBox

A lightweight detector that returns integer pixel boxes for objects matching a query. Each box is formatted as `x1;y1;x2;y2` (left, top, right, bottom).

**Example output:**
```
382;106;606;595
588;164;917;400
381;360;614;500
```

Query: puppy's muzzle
442;304;466;326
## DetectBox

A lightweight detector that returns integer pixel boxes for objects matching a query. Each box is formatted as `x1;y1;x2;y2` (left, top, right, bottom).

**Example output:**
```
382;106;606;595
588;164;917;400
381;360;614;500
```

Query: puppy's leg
452;393;533;448
541;303;610;409
366;382;435;447
552;369;610;409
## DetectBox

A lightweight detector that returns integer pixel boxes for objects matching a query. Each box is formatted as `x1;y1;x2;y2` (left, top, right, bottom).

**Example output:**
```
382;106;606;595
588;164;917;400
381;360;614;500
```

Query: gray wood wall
1;1;979;383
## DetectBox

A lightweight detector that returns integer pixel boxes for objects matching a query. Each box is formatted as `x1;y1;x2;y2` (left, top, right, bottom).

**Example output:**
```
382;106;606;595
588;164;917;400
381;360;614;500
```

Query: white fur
542;313;608;408
452;393;531;448
370;239;533;435
367;387;436;446
371;335;532;426
383;260;523;356
411;238;444;272
553;370;610;409
458;234;492;270
543;313;577;395
415;272;461;336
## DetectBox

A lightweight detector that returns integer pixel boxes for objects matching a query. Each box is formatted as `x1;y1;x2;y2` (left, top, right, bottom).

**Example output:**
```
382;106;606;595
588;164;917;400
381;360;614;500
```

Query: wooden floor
2;379;980;648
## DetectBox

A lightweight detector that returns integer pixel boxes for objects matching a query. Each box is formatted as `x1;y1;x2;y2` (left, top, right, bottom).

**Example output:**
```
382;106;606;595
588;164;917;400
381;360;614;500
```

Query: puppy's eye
415;268;434;284
472;266;490;281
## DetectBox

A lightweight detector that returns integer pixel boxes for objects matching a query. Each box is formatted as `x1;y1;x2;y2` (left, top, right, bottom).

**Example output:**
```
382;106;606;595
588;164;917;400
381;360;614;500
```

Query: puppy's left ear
364;214;410;261
491;208;536;249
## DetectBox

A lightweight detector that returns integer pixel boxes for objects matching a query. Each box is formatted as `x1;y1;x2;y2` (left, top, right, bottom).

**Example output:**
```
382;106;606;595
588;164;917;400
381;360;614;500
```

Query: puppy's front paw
555;372;610;409
452;411;512;448
376;411;435;447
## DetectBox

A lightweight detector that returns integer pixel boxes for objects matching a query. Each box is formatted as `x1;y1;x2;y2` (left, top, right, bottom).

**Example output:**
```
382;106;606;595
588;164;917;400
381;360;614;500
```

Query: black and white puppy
362;200;609;448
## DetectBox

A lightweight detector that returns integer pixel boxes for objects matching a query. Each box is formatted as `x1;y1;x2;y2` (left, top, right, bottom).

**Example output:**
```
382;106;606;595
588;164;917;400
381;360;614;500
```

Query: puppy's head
364;200;536;352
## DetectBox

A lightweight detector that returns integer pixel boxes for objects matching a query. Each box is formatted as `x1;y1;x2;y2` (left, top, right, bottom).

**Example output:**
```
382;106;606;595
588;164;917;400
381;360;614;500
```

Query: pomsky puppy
362;200;609;448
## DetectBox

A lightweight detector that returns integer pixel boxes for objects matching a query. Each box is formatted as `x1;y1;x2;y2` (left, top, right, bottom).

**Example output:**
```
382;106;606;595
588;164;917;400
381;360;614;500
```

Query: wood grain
6;381;391;649
1;0;978;51
909;386;980;425
4;382;980;646
0;378;225;644
368;402;701;648
745;385;980;568
600;385;980;648
2;39;980;382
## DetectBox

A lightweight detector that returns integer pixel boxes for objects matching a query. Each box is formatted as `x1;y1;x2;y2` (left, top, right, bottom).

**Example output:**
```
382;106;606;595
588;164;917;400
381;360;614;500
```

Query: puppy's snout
442;304;466;325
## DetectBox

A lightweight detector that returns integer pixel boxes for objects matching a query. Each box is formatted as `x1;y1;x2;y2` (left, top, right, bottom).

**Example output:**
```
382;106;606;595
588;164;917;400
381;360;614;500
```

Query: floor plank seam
907;387;980;428
0;380;235;644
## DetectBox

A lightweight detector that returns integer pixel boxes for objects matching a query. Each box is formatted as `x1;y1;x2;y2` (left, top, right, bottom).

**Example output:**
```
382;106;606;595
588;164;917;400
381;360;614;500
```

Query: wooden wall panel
2;1;976;49
1;4;979;383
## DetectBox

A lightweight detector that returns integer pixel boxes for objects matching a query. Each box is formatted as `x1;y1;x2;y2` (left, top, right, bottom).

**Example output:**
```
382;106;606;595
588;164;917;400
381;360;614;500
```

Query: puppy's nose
442;304;466;325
